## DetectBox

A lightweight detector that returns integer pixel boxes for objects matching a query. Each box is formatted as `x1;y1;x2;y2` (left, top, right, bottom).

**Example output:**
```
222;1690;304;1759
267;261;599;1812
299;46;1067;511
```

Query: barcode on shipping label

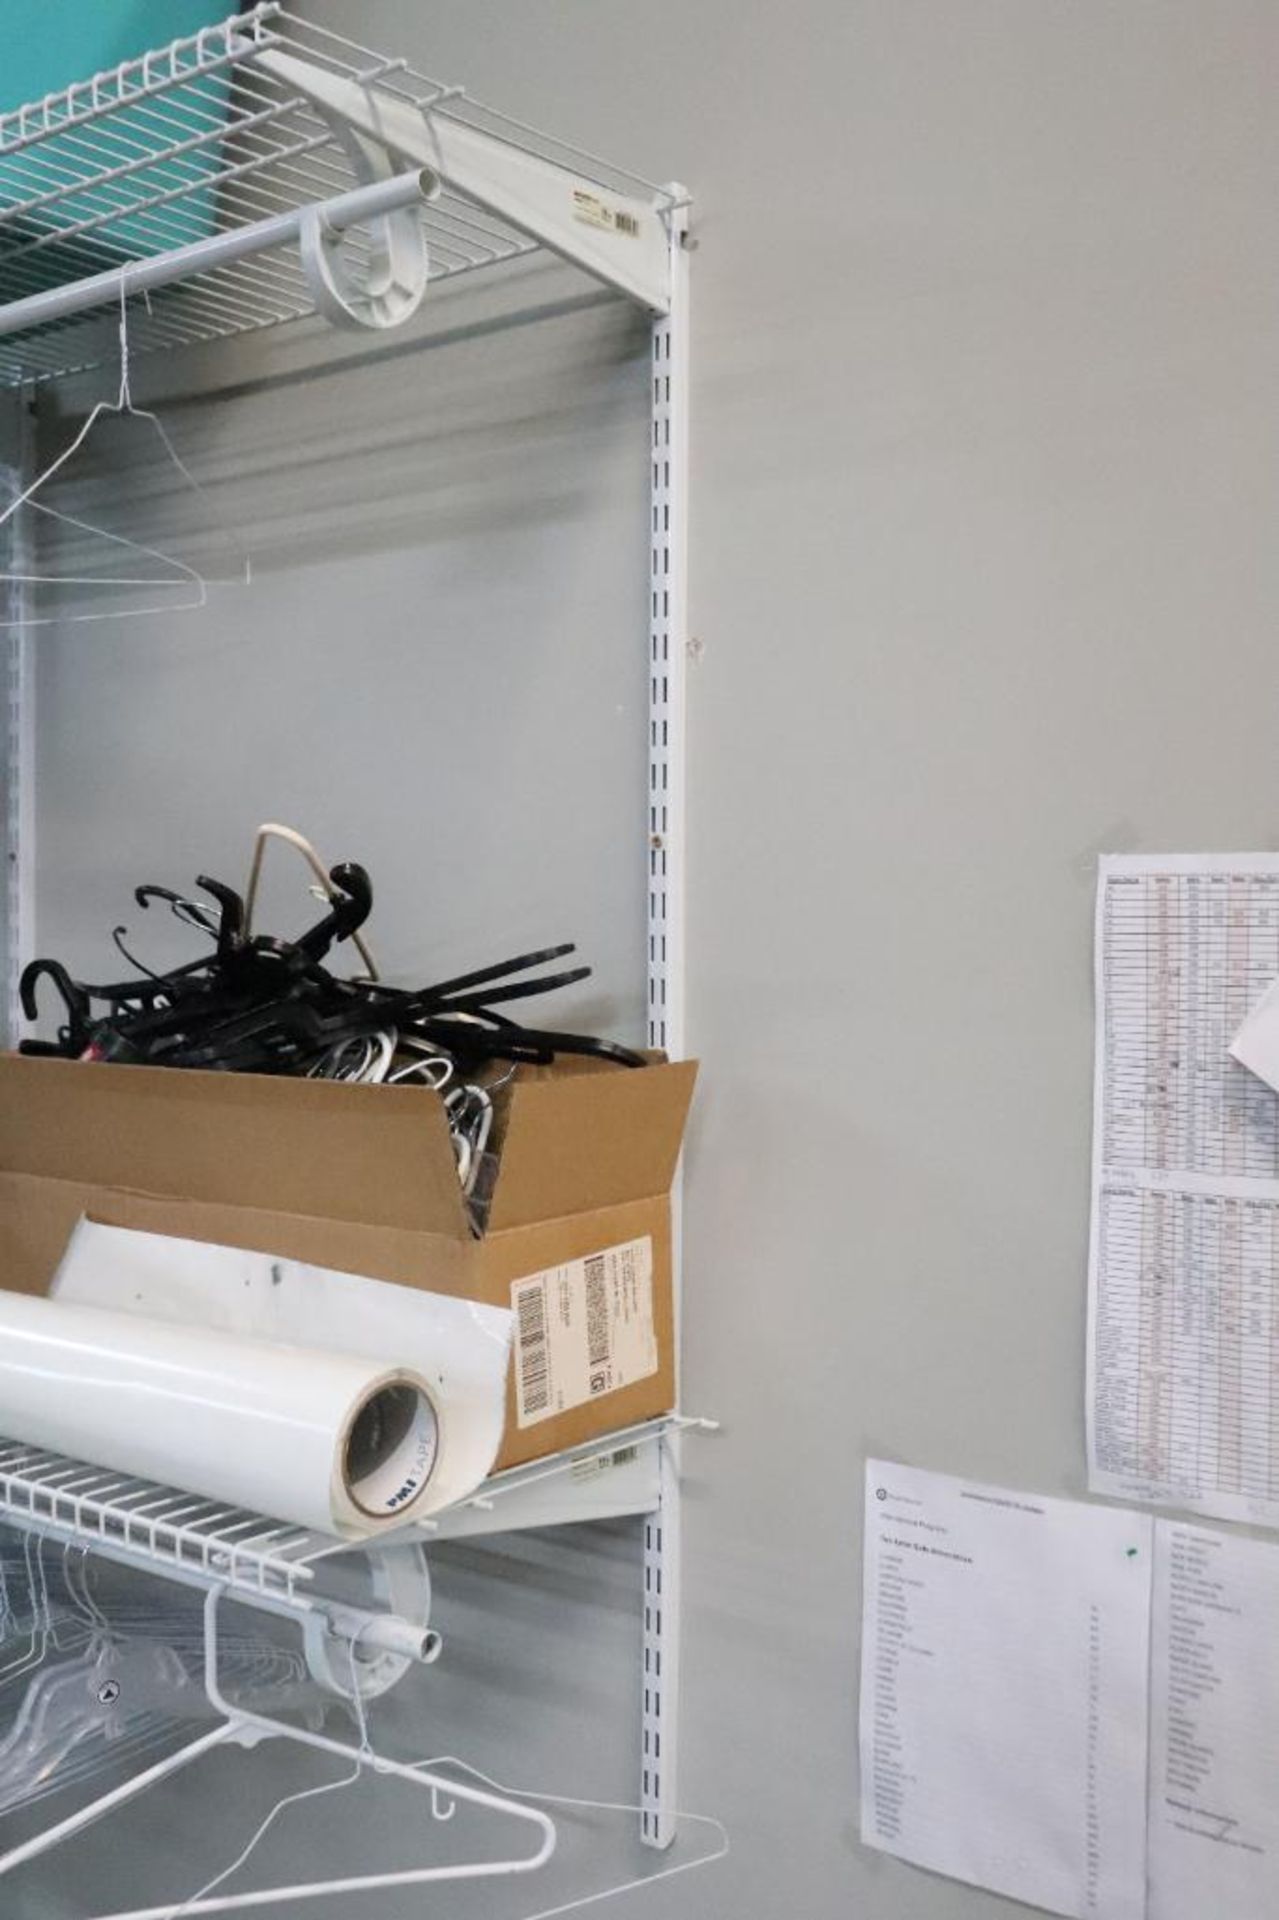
516;1277;551;1417
572;188;640;237
511;1237;656;1429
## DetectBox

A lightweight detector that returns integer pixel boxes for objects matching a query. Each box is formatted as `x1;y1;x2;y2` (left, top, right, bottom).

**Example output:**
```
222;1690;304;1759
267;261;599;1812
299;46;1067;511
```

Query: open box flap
487;1059;697;1231
0;1055;470;1237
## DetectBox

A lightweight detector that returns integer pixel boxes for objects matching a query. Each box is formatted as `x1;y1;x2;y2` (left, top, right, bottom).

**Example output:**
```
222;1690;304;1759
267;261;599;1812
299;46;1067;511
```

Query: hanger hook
116;271;133;412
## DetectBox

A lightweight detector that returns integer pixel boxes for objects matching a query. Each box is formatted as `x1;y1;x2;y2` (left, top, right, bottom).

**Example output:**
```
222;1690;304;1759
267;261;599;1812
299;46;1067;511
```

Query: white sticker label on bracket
571;187;641;237
512;1237;656;1428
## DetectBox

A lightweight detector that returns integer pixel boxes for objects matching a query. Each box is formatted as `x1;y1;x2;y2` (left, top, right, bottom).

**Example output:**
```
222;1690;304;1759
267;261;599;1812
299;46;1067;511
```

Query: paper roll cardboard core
344;1380;438;1520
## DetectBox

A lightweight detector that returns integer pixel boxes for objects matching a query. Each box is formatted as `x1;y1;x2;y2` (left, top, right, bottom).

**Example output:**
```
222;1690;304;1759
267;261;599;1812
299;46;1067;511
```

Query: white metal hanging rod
0;167;435;341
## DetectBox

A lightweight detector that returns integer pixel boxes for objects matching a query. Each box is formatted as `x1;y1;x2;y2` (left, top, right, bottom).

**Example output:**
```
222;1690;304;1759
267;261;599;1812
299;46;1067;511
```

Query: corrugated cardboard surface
0;1054;469;1234
480;1195;676;1467
490;1063;694;1229
0;1054;695;1471
0;1173;471;1302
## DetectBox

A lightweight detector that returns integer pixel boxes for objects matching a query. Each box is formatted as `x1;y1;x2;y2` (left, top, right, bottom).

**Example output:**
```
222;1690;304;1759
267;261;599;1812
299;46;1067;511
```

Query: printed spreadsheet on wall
1088;853;1279;1527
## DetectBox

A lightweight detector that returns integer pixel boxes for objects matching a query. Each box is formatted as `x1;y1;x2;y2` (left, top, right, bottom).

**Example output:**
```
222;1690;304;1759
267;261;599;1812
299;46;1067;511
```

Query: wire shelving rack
0;3;682;386
0;0;696;1890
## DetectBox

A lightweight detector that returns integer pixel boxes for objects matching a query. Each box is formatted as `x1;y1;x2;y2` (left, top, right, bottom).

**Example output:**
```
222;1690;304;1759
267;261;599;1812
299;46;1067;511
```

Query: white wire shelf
0;3;682;386
0;1439;327;1603
0;1416;711;1593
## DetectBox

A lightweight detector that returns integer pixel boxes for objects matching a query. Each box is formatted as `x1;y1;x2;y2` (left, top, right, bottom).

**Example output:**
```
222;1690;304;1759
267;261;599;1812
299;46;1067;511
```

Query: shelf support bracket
255;49;675;314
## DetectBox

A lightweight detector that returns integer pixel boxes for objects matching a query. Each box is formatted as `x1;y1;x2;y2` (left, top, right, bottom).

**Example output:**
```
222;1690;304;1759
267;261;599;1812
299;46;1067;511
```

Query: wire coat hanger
0;277;250;628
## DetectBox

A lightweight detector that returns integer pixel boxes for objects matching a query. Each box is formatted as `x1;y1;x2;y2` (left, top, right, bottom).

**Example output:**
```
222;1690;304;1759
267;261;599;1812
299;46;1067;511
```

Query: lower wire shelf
0;1410;715;1894
0;1413;715;1595
0;1439;326;1603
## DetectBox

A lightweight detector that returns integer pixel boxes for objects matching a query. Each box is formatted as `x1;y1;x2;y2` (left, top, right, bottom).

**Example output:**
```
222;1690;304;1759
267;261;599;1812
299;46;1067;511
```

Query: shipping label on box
511;1236;657;1428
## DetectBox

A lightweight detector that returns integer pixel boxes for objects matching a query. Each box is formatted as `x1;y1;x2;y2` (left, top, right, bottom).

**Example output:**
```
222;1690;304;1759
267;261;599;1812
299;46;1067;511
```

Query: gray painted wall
7;2;1279;1915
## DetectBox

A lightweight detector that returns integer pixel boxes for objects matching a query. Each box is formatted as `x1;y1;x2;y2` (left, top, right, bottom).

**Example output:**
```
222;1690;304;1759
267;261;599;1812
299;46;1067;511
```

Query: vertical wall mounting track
646;202;689;1061
642;196;690;1850
2;396;33;1047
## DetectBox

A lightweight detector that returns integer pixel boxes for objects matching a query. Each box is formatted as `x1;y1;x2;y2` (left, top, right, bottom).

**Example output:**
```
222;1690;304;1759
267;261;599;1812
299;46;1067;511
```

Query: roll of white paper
53;1220;513;1520
0;1291;438;1538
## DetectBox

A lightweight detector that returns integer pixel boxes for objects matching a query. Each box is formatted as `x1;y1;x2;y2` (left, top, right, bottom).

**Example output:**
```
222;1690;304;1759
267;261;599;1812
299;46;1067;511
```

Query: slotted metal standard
0;0;695;1863
643;207;691;1848
1;438;32;1052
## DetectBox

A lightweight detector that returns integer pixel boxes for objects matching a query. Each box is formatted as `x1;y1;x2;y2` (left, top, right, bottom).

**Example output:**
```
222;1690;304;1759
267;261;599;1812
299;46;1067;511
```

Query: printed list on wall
1087;854;1279;1527
860;1462;1279;1920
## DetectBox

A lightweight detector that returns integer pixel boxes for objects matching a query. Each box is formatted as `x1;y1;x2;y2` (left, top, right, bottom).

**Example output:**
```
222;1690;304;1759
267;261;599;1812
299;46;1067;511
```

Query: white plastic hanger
244;821;380;981
0;277;250;627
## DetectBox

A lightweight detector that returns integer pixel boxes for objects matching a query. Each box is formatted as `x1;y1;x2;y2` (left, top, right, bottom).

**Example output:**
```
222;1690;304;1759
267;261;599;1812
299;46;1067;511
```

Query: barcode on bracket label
516;1281;549;1416
571;188;641;238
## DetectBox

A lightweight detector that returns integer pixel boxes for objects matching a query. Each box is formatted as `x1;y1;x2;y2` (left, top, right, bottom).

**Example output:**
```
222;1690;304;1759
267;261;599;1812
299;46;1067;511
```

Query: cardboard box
0;1052;695;1472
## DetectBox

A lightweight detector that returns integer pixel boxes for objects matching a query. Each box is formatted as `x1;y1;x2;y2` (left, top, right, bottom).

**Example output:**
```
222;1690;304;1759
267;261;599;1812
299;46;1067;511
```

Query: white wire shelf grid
0;1415;711;1596
0;4;682;387
0;1438;327;1603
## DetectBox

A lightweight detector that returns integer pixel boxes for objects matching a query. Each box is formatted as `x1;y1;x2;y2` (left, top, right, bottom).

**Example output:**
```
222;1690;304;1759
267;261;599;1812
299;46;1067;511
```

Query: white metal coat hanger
0;277;251;628
0;1535;167;1822
0;1530;327;1833
0;1542;555;1914
0;1585;557;1920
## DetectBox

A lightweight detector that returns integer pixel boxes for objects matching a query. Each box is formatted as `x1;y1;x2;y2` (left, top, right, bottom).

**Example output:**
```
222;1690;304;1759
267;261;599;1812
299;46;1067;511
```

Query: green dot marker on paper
1126;1547;1139;1558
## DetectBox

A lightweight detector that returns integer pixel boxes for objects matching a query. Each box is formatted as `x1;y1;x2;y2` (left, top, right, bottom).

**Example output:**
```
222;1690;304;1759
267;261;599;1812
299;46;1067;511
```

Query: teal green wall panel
0;3;230;113
0;2;234;294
